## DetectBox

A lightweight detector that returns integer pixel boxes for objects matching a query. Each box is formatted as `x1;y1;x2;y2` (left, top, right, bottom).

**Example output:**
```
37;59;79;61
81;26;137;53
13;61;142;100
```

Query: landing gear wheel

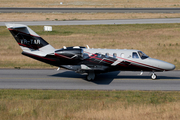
86;71;95;81
151;73;157;80
86;76;93;81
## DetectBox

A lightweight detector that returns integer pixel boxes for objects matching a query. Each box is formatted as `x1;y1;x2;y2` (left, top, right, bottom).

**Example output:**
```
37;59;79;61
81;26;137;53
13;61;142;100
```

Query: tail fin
5;23;55;55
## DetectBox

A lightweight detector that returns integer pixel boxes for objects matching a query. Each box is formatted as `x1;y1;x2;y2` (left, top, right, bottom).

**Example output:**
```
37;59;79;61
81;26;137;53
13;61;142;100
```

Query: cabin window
97;53;101;58
120;53;124;58
83;53;89;59
132;52;139;59
105;53;109;58
113;53;117;58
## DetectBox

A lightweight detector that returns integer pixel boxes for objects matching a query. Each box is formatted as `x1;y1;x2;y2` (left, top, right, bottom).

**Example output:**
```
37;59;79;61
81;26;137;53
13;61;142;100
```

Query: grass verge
1;24;180;69
1;0;180;8
1;13;180;22
0;90;180;120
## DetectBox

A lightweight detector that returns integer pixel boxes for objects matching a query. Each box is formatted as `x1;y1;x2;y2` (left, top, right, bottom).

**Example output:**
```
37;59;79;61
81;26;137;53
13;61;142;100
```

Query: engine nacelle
55;48;83;60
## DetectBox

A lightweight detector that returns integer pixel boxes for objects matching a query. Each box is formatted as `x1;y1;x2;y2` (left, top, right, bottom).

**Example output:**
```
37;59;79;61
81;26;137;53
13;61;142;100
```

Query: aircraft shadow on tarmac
51;71;180;85
51;71;120;85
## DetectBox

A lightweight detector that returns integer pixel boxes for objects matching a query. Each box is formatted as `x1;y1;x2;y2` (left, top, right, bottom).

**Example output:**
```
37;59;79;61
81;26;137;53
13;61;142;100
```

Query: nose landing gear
151;73;157;80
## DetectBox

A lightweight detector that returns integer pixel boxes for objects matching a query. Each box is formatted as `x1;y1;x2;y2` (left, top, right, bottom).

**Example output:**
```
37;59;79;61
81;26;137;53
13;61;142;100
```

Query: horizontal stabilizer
5;23;26;29
6;23;39;37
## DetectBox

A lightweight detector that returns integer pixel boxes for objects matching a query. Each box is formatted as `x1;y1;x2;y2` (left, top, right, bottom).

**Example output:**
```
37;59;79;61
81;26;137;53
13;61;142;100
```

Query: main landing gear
86;71;96;81
151;72;157;80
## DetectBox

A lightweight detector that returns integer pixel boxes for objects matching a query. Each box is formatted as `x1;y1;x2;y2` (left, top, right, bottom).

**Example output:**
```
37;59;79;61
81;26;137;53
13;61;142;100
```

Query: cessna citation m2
6;23;175;80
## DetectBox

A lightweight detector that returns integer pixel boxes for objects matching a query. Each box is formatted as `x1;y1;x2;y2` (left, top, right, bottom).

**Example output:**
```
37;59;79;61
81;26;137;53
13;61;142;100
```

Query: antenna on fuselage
63;46;66;49
86;45;90;49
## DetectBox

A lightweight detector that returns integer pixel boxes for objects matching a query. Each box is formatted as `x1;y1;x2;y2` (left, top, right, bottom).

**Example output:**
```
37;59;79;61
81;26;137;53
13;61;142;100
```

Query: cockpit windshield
138;51;149;59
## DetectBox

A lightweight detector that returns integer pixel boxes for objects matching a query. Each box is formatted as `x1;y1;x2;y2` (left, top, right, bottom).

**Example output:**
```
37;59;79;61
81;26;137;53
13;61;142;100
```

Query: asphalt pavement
1;18;180;26
0;69;179;90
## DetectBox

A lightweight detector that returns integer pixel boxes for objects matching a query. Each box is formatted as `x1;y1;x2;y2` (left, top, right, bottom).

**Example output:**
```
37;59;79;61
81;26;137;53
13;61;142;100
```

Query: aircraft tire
86;72;95;81
86;76;93;81
151;73;157;80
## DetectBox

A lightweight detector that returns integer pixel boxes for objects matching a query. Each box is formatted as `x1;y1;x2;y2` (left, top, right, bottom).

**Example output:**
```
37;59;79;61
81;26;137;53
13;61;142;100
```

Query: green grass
0;90;179;104
32;24;180;35
0;90;179;120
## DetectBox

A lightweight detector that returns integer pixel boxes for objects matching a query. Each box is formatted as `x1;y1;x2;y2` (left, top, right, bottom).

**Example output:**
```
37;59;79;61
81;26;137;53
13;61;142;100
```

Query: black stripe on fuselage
22;52;60;67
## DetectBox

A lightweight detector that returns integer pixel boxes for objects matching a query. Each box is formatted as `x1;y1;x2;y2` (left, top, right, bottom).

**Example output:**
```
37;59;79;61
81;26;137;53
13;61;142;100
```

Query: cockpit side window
132;52;139;59
138;51;149;59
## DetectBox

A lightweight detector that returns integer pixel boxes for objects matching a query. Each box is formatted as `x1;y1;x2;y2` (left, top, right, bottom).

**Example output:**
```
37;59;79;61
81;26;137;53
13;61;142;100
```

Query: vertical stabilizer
5;23;55;55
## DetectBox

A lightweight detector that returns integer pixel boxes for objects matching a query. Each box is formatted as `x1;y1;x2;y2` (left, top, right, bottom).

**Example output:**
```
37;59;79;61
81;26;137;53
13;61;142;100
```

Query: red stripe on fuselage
54;53;72;59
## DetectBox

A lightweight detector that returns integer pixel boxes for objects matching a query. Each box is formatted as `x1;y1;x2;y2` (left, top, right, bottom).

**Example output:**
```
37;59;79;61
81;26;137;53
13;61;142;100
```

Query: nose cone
158;61;175;71
165;63;175;71
147;58;175;71
159;61;175;71
154;59;175;71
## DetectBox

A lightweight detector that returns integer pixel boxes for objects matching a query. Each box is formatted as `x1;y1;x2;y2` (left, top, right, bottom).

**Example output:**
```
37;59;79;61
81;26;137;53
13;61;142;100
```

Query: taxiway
1;18;180;26
0;69;179;90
